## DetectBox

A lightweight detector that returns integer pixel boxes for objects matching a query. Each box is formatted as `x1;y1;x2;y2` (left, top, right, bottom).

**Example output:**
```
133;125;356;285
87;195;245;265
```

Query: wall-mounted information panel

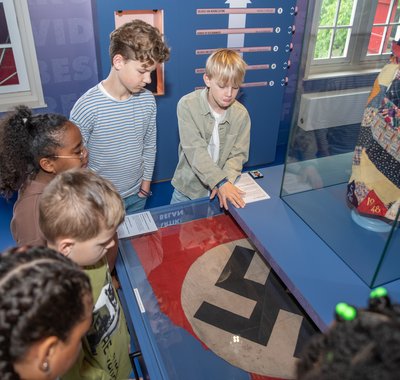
94;1;298;180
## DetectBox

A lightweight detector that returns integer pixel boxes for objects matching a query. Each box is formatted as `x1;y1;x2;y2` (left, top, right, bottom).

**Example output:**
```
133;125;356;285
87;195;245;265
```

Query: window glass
0;48;19;86
0;3;9;43
368;25;386;55
308;0;400;77
313;0;357;61
315;28;332;59
373;1;390;23
0;0;45;110
0;3;19;87
319;0;337;26
366;1;400;56
386;24;400;51
332;28;350;57
338;0;354;26
393;3;400;22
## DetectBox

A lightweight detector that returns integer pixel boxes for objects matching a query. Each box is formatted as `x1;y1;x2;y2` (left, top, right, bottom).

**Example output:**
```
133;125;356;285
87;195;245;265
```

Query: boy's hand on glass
210;182;245;210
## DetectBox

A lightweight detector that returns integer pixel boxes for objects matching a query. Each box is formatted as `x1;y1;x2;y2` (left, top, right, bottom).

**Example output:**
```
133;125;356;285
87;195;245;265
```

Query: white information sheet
117;211;158;239
235;173;270;203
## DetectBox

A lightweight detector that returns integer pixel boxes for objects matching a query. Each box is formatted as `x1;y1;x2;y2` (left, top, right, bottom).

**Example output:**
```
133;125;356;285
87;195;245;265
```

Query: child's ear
14;336;59;377
56;239;75;257
203;74;211;88
39;157;56;174
37;336;59;373
113;54;125;70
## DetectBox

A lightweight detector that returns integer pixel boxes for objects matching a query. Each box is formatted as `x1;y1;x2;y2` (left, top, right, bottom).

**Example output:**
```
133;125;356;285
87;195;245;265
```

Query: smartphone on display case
249;170;264;179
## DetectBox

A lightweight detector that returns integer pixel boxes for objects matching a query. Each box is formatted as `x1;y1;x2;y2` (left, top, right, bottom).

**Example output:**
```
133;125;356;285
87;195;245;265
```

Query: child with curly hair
70;19;170;213
0;105;88;246
297;288;400;380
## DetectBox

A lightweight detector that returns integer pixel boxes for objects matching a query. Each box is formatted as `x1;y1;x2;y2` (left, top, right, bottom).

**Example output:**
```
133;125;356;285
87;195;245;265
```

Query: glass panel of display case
117;199;318;379
281;80;400;288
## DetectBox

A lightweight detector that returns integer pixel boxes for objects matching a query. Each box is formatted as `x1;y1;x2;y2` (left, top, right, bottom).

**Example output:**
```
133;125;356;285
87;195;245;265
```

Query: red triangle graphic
358;190;387;216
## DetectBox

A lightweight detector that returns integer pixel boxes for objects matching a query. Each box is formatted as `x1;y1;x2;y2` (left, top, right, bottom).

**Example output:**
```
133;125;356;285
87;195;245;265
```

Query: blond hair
109;19;170;66
205;49;246;88
39;168;125;243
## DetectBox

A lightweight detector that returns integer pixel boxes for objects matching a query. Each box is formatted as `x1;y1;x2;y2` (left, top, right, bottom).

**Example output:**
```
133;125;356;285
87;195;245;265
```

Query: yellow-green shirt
62;258;132;380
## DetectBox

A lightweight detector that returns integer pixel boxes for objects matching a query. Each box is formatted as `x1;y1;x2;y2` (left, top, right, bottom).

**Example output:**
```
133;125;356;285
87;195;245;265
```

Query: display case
280;127;400;288
116;198;317;380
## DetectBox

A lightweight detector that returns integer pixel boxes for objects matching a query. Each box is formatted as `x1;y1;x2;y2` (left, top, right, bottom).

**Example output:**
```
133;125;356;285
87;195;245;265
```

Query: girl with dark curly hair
0;245;93;380
0;105;88;246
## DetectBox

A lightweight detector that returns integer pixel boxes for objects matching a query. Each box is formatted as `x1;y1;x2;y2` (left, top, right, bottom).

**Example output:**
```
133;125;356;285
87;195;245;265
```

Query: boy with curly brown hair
70;19;170;213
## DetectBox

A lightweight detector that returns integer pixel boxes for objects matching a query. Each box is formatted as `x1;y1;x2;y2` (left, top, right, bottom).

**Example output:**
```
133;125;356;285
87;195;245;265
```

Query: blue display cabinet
116;199;317;380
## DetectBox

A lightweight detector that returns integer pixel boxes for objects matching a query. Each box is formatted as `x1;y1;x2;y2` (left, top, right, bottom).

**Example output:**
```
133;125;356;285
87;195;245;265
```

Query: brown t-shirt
11;180;47;246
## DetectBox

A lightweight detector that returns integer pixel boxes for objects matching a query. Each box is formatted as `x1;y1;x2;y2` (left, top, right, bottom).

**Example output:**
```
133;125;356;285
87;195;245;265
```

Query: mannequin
347;41;400;232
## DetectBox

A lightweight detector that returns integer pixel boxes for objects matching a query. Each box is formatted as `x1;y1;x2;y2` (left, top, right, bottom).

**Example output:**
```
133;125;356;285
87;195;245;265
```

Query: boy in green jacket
171;48;251;210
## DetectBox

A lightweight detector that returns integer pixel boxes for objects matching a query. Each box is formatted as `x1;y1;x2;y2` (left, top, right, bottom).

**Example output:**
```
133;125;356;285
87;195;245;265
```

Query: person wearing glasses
0;105;88;247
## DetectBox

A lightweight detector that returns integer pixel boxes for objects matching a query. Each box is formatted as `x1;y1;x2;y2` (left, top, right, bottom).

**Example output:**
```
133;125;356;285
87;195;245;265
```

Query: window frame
305;0;397;79
0;0;45;112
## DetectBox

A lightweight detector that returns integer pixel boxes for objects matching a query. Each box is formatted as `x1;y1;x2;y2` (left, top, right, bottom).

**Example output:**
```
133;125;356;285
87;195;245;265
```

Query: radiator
298;89;370;131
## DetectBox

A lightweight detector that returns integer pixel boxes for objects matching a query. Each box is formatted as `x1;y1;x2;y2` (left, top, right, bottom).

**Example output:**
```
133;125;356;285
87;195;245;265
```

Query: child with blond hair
39;168;132;380
171;48;251;210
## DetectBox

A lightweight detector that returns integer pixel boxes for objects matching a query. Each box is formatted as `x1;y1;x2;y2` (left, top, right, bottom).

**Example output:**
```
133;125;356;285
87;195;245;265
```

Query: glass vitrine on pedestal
280;126;400;288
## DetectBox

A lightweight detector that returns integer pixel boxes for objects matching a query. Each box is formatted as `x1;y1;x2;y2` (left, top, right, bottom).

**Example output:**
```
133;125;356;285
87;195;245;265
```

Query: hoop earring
40;360;50;373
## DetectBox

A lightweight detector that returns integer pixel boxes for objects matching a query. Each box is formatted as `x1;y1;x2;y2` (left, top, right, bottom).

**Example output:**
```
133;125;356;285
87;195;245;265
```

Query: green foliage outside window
314;0;355;59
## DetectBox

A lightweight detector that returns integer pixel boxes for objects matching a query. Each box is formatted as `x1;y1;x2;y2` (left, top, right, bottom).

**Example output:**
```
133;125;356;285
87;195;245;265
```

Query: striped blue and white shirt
70;84;157;198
